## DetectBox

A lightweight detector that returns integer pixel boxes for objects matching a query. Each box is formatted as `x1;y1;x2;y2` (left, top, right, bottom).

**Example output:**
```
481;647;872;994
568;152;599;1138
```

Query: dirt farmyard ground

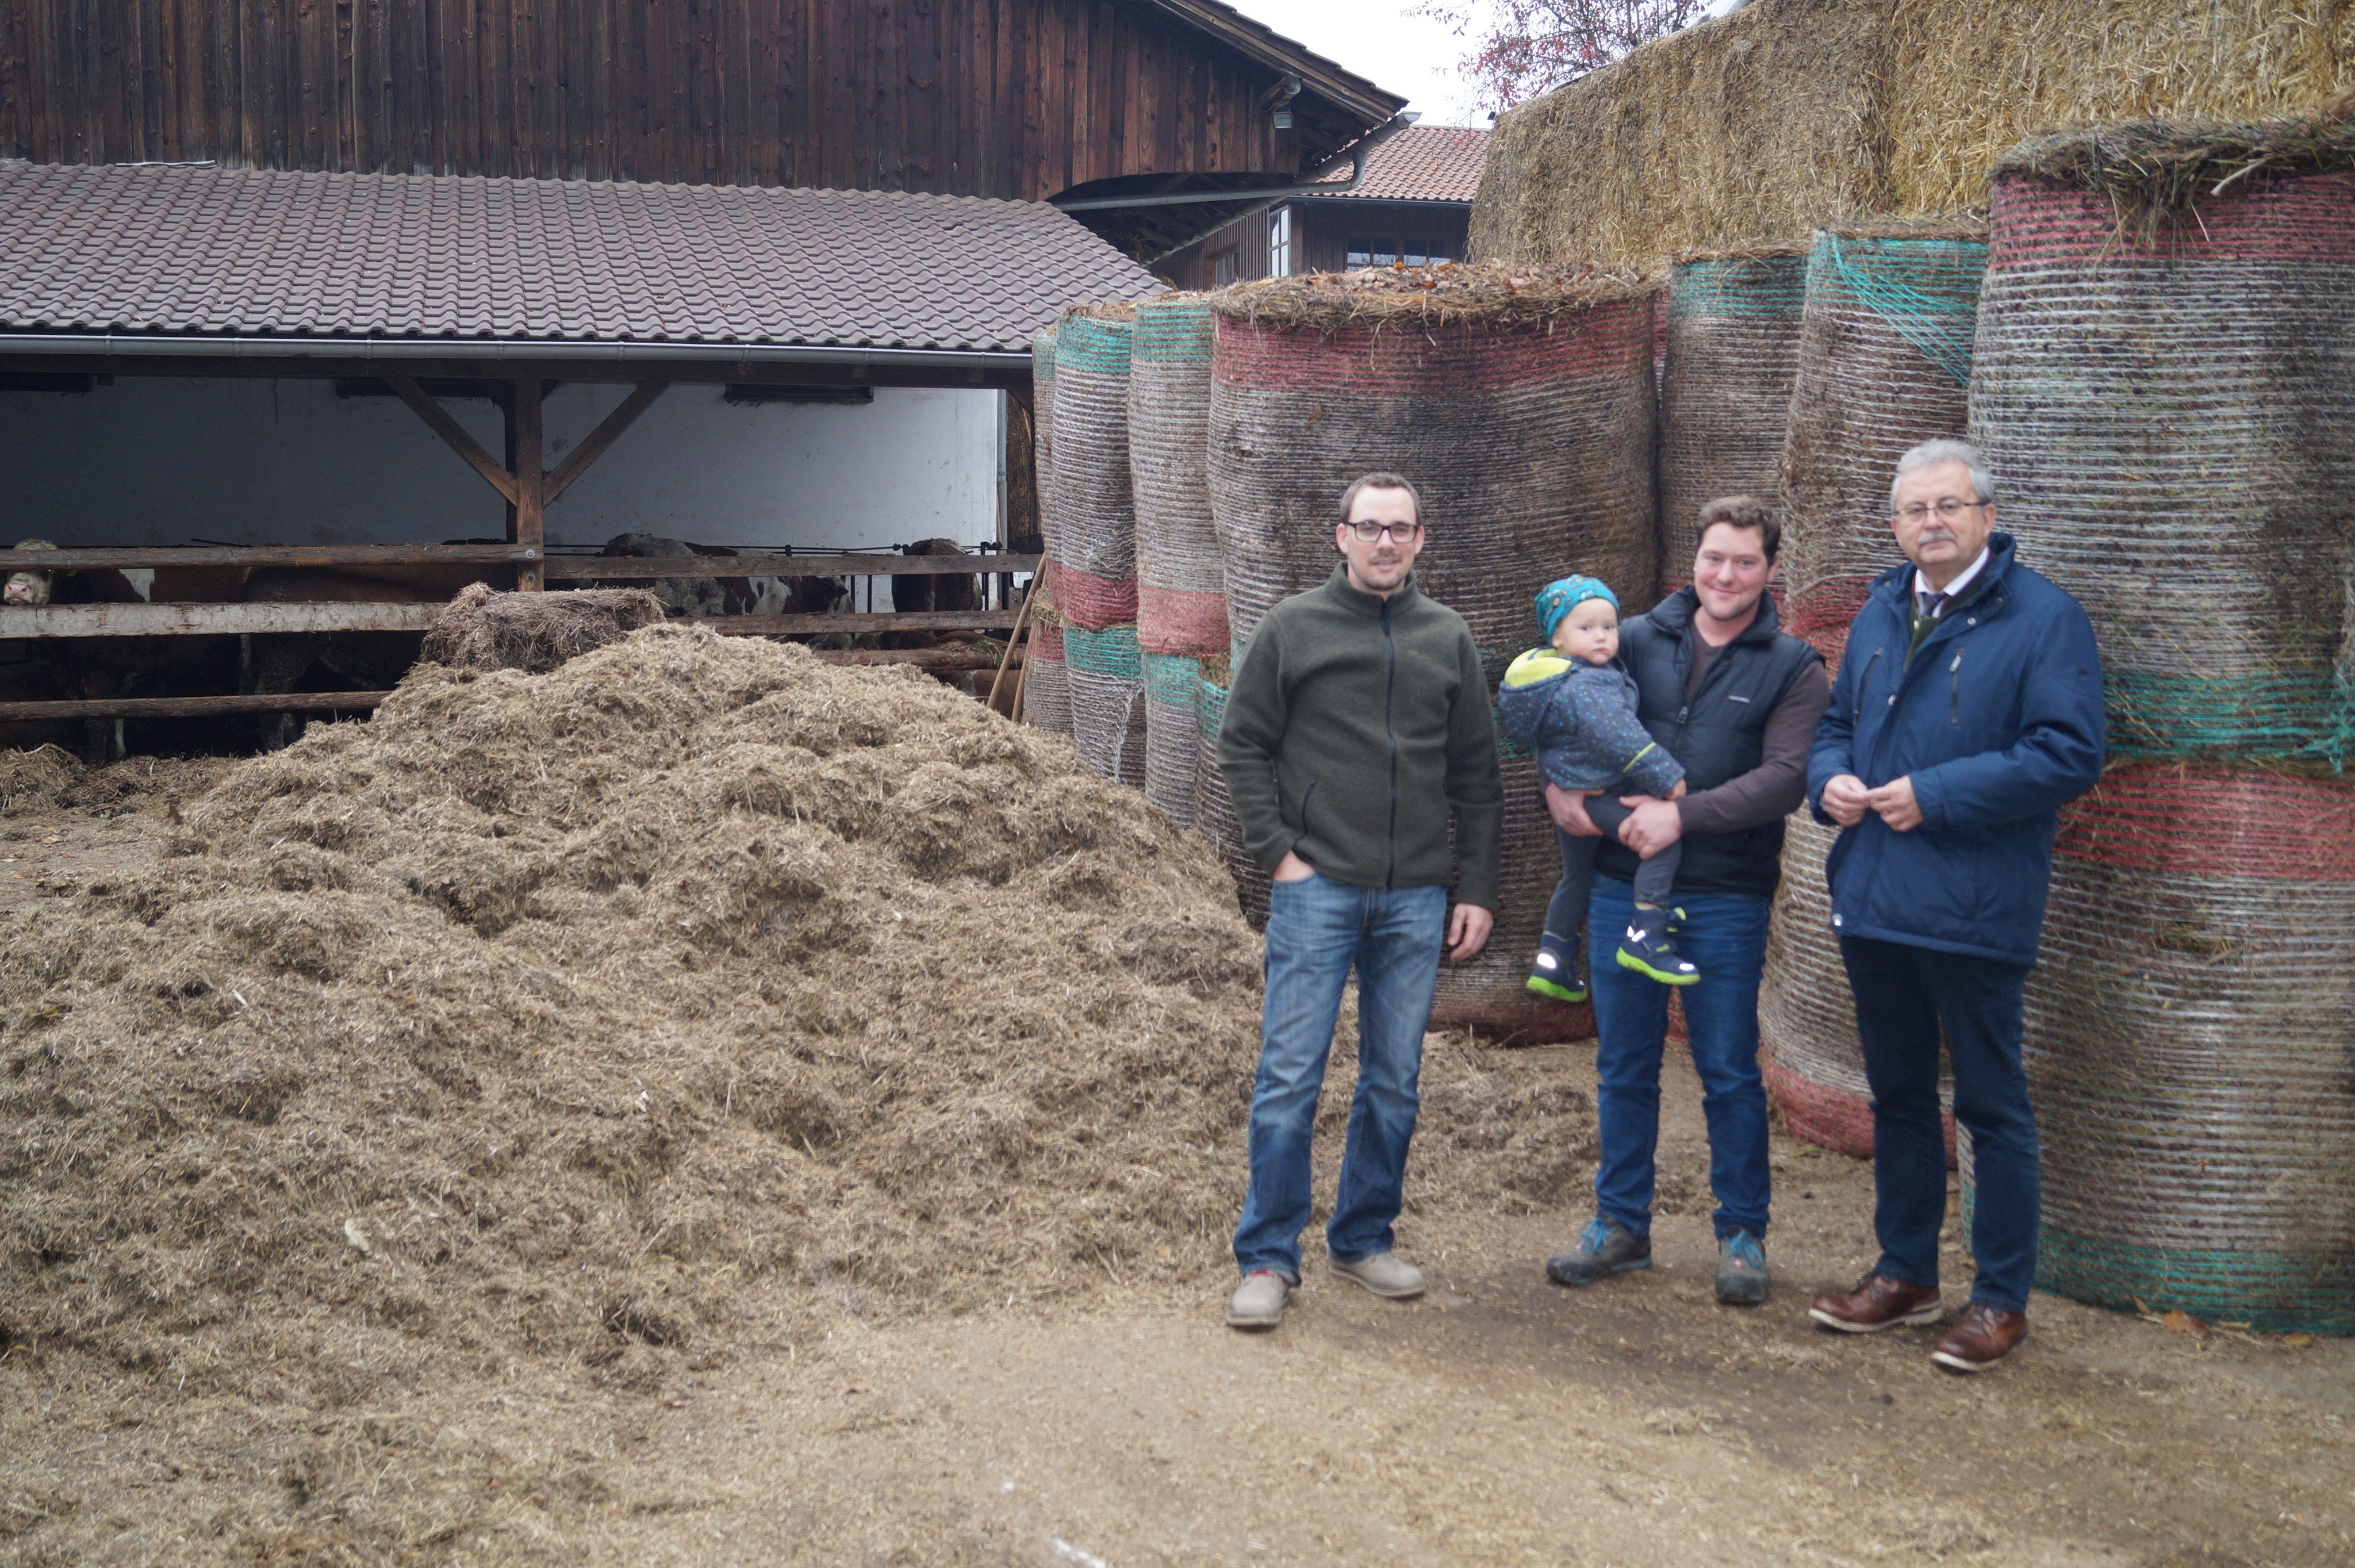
3;1040;2346;1567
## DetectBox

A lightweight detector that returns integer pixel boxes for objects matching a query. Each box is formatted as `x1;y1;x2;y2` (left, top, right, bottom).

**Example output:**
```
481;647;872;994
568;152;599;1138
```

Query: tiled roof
0;160;1159;352
1307;125;1490;204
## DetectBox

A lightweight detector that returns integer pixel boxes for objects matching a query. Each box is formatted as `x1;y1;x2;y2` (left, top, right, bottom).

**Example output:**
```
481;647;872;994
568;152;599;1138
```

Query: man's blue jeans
1839;934;2039;1314
1587;875;1773;1241
1232;872;1447;1281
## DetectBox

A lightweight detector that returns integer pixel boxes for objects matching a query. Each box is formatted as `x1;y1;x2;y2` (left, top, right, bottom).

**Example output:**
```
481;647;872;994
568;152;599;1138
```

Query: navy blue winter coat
1806;533;2105;966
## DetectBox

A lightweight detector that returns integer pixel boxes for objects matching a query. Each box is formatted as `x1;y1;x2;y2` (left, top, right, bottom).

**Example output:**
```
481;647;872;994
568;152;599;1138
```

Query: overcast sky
1223;1;1747;129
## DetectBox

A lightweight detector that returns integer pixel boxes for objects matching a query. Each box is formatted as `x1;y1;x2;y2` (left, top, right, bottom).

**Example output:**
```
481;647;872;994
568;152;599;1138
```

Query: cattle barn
0;0;1407;752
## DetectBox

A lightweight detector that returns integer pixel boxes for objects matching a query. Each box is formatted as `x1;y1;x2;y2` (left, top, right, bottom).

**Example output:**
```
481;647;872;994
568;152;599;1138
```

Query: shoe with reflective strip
1525;945;1588;1003
1615;911;1699;986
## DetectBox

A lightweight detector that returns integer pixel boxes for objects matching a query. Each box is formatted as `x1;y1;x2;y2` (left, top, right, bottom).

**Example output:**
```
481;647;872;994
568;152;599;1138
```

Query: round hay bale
1130;297;1230;657
1031;324;1063;565
1778;222;1988;632
1207;263;1658;1038
1970;138;2355;766
1658;247;1808;595
2011;763;2355;1335
1065;622;1148;788
1193;668;1270;930
1758;812;1955;1163
421;582;669;674
1022;621;1072;735
1140;650;1201;827
1053;310;1141;628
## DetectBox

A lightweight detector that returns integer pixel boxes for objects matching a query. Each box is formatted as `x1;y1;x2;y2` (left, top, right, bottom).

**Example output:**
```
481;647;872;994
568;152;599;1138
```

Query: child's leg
1542;827;1598;959
1631;841;1683;910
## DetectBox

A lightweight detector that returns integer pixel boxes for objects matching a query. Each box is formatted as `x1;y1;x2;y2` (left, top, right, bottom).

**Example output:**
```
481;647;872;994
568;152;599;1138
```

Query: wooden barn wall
0;0;1291;197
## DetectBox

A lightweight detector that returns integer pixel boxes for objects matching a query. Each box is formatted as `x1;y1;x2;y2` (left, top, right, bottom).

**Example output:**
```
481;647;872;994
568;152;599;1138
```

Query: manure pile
0;625;1591;1409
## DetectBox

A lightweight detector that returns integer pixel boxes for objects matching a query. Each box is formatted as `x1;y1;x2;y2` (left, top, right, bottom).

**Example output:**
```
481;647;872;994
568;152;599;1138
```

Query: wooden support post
512;377;545;590
388;375;519;505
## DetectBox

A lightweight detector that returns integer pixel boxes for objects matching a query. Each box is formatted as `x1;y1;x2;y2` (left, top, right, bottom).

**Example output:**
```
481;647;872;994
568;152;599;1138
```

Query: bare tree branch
1417;0;1713;113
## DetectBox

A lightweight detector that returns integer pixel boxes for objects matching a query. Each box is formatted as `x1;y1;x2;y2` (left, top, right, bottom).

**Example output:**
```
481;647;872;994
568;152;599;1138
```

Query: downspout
1049;112;1421;213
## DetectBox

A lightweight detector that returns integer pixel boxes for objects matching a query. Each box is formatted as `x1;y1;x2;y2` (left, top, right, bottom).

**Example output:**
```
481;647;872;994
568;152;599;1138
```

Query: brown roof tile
0;160;1160;351
1308;125;1490;204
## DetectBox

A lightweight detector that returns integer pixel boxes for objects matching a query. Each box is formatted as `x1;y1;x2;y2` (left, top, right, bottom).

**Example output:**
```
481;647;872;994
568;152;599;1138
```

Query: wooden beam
0;691;393;722
0;545;538;571
543;553;1042;580
388;375;520;505
707;609;1022;635
804;647;1026;672
0;603;443;638
544;381;669;504
512;377;546;590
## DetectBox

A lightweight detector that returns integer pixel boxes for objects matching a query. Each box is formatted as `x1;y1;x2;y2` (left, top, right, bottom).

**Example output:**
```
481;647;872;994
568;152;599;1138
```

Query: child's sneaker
1616;907;1698;986
1525;944;1587;1004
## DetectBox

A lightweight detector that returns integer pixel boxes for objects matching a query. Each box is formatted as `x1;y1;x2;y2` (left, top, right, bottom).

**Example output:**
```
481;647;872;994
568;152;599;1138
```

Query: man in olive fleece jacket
1215;472;1503;1332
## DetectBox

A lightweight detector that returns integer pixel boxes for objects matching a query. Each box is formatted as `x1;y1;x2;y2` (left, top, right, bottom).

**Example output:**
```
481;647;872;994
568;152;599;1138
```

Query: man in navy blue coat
1804;438;2104;1374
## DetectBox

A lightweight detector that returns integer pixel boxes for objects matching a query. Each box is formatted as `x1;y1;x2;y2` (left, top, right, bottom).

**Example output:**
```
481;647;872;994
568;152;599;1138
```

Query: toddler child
1498;575;1698;998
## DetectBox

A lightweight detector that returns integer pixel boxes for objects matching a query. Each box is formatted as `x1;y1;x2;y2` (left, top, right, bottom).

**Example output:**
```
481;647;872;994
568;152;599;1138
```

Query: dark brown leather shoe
1931;1304;2028;1373
1808;1273;1944;1333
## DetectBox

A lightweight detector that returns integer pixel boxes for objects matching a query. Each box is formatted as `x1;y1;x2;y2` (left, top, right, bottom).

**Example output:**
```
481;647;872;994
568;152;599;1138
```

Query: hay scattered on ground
0;623;1591;1419
1210;260;1655;331
0;746;232;819
421;581;668;674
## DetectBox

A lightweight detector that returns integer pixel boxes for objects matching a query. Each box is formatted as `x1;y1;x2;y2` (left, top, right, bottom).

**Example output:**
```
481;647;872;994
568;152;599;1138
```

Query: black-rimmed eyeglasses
1344;521;1422;543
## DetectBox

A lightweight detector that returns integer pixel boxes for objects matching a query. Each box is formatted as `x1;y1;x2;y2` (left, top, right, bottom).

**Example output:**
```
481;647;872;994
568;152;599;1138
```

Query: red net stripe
2054;762;2355;882
1030;622;1064;661
1056;565;1140;631
1137;586;1230;655
1989;171;2355;268
1762;1056;1957;1167
1210;305;1651;394
1782;574;1874;672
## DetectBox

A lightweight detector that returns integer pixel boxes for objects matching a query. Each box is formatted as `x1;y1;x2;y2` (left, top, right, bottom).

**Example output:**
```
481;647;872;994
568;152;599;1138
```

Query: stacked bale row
1192;662;1269;930
1963;122;2355;1333
1023;325;1073;736
1130;297;1230;830
1757;220;1986;1154
1655;247;1808;592
1054;307;1148;787
1208;264;1658;1037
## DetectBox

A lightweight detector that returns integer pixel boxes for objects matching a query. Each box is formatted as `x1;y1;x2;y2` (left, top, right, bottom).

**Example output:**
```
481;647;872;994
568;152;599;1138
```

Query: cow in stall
593;532;849;642
6;539;222;760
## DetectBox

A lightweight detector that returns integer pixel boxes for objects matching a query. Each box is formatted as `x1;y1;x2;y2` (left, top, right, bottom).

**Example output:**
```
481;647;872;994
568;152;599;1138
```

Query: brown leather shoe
1930;1303;2028;1373
1808;1272;1944;1333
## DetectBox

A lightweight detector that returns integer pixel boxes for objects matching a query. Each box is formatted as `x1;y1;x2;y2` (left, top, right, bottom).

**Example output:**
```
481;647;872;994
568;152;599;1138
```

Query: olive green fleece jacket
1217;566;1503;910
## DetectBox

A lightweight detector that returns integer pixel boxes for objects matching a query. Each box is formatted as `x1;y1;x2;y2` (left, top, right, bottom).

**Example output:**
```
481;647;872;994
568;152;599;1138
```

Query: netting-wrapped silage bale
1756;223;1987;1133
1194;667;1271;930
1022;619;1073;736
1032;324;1064;566
1759;814;1955;1164
1065;622;1147;788
1992;766;2355;1335
1208;266;1656;1037
1955;129;2355;1334
1657;248;1807;594
1051;309;1142;632
1777;223;1988;654
1970;146;2355;767
1130;297;1228;830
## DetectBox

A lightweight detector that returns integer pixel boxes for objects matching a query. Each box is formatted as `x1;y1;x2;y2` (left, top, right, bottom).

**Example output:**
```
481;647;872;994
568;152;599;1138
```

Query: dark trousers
1838;935;2039;1314
1540;799;1679;960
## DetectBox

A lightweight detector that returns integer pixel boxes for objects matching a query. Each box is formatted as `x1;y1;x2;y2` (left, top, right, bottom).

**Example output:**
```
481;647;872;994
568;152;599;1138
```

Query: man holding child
1536;497;1829;1307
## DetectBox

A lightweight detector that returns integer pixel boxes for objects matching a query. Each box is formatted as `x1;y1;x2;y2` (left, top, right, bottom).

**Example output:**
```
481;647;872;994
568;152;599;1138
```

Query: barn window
1209;246;1242;287
1269;208;1292;277
1347;237;1399;269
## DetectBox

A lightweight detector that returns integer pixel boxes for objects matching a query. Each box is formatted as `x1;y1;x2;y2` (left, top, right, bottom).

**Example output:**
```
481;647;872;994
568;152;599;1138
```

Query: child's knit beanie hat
1536;576;1620;642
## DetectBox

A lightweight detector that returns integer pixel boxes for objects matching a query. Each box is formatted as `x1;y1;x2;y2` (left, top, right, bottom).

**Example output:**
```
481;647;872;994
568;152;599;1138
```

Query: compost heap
0;623;1590;1409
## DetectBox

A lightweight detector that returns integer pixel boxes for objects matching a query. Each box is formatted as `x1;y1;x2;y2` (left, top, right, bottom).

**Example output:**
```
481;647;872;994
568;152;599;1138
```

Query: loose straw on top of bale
1993;112;2355;250
1210;260;1655;333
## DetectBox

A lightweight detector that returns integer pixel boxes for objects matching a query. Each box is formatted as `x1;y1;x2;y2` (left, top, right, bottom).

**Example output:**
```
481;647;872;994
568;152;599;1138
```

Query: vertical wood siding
0;0;1286;196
